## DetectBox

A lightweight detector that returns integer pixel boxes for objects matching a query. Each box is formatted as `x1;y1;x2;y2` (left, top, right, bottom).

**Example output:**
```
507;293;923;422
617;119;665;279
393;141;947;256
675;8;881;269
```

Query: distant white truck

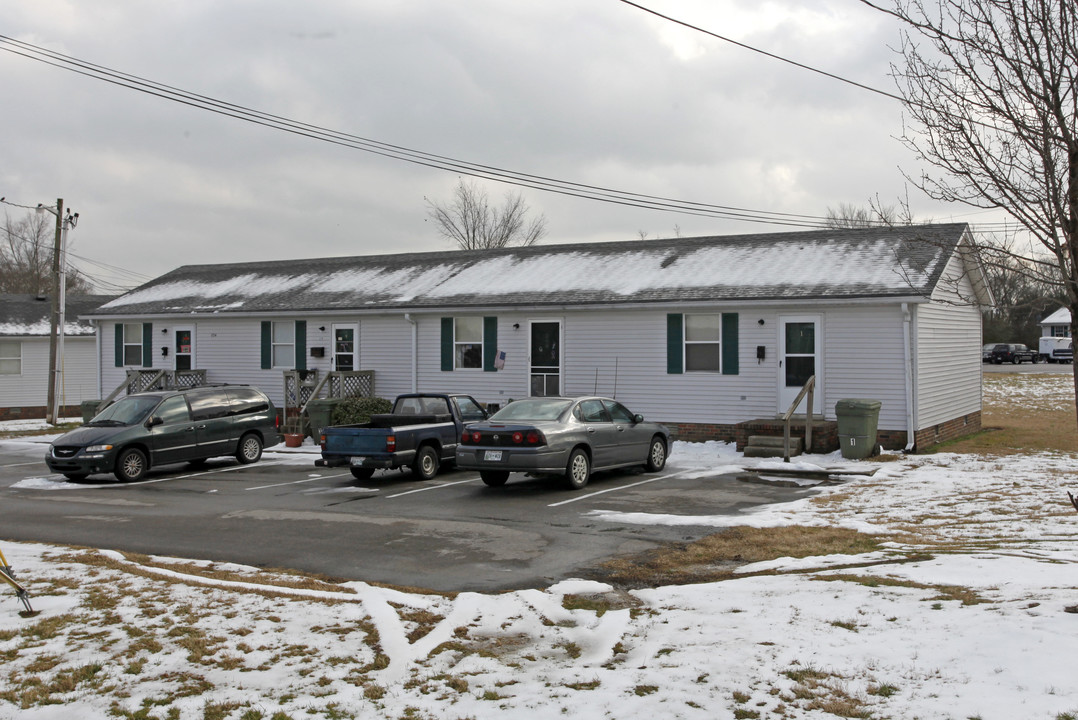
1038;336;1073;363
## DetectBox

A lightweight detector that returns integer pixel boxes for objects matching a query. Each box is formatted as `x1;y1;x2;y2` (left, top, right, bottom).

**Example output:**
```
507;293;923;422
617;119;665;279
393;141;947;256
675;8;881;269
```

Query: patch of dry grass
592;526;888;588
942;374;1078;455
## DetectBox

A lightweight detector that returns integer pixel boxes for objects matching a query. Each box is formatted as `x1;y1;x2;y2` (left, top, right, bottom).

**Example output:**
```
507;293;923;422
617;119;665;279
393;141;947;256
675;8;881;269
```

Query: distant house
1040;307;1071;337
0;294;114;421
83;224;992;451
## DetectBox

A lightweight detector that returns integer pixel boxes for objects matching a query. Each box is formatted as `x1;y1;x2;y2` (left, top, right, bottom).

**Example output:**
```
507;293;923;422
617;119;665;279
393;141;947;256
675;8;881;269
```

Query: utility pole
45;198;63;425
39;199;78;425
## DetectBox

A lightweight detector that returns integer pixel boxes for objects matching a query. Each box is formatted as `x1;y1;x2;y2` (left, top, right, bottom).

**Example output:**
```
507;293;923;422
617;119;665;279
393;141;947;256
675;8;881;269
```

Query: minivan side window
226;387;269;416
188;390;229;421
155;396;191;425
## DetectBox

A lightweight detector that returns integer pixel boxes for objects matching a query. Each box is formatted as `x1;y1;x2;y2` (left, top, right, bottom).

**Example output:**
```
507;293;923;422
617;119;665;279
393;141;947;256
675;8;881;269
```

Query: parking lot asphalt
0;439;815;592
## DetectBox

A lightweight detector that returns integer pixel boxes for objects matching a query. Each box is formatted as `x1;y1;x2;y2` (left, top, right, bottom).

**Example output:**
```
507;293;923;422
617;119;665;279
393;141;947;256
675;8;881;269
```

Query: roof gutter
902;303;916;451
404;313;418;393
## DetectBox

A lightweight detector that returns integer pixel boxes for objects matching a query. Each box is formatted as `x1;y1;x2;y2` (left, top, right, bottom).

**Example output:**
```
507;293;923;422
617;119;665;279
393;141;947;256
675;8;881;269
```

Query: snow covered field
2;379;1078;720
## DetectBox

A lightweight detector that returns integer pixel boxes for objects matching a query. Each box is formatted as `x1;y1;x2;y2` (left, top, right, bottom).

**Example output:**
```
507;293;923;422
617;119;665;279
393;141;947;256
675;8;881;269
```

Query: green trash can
835;399;881;460
80;400;103;424
305;398;344;439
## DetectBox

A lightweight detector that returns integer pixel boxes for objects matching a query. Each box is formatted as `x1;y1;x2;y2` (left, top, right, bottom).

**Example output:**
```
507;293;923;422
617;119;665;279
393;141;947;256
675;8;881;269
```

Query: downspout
94;319;102;400
404;313;417;393
902;303;916;451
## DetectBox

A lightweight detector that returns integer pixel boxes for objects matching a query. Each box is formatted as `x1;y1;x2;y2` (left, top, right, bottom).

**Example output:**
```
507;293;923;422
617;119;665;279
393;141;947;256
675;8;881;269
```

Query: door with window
529;321;561;397
332;324;357;372
174;327;194;371
778;316;821;414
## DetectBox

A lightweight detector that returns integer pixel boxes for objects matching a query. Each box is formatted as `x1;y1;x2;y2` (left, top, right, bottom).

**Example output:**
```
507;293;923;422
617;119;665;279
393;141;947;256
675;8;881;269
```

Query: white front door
173;326;194;371
778;316;821;415
332;324;358;371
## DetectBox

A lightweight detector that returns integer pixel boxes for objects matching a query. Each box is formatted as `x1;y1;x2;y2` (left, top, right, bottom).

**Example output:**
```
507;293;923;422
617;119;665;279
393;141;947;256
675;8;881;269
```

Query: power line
617;0;905;103
0;35;1020;235
0;35;880;230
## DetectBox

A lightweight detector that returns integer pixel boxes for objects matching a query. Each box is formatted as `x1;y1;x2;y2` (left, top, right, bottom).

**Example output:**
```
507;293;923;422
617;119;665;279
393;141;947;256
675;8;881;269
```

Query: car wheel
645;437;667;472
236;433;263;464
350;467;375;481
412;445;440;480
62;472;89;481
1012;356;1019;364
114;448;148;482
564;448;591;490
480;470;509;487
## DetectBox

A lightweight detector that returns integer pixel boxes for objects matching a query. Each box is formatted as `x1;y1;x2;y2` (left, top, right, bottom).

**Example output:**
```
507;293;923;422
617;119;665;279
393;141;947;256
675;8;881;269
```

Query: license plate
349;456;367;466
483;450;503;462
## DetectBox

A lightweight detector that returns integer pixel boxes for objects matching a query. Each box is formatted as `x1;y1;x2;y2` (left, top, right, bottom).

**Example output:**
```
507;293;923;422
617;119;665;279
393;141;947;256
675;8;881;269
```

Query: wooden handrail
782;375;815;462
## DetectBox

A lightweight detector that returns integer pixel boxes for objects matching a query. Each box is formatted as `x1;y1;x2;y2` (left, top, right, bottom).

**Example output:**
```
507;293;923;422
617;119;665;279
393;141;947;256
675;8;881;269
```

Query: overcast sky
2;0;1008;293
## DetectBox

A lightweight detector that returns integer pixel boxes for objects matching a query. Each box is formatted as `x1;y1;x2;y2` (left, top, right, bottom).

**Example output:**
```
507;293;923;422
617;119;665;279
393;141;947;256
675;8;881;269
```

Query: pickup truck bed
316;395;487;481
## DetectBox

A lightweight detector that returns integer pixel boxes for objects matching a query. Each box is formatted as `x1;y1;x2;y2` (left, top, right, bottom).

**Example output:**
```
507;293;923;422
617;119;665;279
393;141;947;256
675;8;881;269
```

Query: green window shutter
667;314;683;374
114;323;124;367
294;320;307;371
260;322;271;370
142;323;153;368
722;313;739;375
483;316;498;371
440;317;454;371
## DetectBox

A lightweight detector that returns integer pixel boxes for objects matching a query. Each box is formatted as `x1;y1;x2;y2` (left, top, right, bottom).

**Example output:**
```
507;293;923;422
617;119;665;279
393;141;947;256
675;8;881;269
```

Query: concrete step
744;435;803;458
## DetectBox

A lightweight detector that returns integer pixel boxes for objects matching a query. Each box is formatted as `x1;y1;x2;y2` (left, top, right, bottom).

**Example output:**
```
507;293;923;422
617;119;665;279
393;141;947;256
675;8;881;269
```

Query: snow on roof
0;294;114;337
1040;307;1070;326
94;224;970;316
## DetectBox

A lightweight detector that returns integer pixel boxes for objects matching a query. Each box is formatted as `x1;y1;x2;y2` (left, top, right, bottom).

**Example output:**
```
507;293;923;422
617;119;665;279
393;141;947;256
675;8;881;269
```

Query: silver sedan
455;396;671;490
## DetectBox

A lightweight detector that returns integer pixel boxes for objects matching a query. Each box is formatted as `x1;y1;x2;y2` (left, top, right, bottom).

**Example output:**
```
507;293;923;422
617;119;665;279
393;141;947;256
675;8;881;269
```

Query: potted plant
282;417;305;448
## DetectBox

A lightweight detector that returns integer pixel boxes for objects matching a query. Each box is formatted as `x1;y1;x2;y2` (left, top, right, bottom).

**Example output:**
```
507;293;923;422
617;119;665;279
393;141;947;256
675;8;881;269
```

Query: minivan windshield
88;395;162;426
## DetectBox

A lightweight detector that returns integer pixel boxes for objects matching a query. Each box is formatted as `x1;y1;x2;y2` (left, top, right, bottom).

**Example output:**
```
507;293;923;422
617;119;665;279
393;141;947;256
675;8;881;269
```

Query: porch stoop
735;418;840;454
744;435;802;458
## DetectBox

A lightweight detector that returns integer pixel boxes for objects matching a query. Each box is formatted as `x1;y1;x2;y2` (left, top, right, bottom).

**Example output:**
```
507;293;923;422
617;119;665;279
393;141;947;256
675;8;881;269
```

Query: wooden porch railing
781;375;815;462
97;369;208;413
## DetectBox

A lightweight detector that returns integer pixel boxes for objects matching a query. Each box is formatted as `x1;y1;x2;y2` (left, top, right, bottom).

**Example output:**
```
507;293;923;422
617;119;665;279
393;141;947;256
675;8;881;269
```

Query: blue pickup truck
315;393;488;480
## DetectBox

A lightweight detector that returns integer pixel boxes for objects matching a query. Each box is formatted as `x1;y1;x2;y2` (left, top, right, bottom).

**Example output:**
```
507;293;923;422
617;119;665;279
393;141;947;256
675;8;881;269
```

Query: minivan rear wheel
115;448;147;482
236;433;263;464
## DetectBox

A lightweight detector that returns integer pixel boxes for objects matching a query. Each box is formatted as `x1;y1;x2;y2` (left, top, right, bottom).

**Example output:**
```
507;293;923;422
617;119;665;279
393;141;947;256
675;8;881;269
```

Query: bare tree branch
1;211;93;294
425;179;547;251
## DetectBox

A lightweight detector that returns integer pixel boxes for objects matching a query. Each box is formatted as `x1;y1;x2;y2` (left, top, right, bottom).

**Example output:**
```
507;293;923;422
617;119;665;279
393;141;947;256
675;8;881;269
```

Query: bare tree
1;211;93;294
863;0;1078;419
425;179;547;251
825;191;916;229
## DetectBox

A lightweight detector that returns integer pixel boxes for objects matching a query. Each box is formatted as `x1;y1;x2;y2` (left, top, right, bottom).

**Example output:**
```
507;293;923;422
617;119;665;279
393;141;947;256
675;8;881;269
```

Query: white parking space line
546;470;691;507
246;473;349;490
4;461;48;468
385;478;476;499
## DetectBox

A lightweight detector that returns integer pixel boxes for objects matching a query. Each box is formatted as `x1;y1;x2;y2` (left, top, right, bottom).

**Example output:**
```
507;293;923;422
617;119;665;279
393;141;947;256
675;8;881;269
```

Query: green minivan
46;385;281;482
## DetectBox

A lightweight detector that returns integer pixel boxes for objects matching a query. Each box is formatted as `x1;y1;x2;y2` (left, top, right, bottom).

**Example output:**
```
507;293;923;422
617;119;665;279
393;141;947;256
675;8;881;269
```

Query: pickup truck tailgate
323;429;390;455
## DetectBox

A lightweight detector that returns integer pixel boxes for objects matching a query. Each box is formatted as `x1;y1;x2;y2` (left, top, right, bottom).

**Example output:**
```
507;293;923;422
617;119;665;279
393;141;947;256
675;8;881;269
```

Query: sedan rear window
490;398;573;421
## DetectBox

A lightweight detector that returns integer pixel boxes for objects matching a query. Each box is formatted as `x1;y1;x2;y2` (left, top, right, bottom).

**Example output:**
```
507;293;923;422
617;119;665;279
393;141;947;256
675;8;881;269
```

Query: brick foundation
913;411;982;450
0;405;82;422
667;410;982;454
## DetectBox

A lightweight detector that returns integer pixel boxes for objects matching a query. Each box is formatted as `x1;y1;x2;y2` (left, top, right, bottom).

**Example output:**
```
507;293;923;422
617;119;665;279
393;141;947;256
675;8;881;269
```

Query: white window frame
0;340;21;375
271;321;295;369
683;314;722;373
454;317;483;370
122;323;143;366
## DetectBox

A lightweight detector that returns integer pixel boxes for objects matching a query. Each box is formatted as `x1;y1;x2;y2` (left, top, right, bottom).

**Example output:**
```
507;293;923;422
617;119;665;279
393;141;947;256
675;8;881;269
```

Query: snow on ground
3;384;1078;719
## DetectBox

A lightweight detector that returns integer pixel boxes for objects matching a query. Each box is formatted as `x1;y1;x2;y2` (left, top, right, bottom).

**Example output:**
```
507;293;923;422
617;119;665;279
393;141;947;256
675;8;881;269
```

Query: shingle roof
92;224;972;317
0;294;116;336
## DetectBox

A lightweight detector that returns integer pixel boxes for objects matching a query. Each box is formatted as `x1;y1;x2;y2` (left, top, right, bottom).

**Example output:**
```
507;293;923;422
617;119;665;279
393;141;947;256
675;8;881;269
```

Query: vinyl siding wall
94;302;941;433
818;306;909;430
0;336;98;409
916;256;983;428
